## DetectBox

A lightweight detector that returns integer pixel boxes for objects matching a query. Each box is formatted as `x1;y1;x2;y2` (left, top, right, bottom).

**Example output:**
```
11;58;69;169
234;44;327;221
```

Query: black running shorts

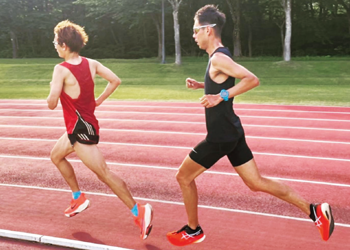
68;113;99;146
68;133;99;146
189;135;253;169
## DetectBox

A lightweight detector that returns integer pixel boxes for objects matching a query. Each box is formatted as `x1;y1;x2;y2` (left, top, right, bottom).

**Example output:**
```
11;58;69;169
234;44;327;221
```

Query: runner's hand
96;99;102;107
186;78;201;89
200;94;223;108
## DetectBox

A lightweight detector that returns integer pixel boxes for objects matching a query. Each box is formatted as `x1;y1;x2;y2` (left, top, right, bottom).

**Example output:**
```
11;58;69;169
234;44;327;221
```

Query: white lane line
0;115;62;119
0;154;349;188
0;109;349;122
0;137;349;162
1;116;350;132
245;136;350;145
1;103;350;114
0;183;349;228
252;152;350;162
244;124;350;132
0;124;349;145
0;229;133;250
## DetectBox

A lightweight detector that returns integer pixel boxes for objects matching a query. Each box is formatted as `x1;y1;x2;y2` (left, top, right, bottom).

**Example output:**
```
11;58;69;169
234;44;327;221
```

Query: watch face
220;89;229;99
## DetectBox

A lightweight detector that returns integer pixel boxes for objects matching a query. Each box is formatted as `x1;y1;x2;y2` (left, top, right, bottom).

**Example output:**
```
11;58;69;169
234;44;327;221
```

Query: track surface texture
0;100;349;250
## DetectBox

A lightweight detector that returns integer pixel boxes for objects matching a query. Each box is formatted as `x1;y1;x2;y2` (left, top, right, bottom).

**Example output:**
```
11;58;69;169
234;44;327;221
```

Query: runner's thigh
51;132;75;160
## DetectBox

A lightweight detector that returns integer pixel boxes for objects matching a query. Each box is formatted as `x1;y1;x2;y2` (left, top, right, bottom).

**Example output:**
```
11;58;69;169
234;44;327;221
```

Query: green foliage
0;0;350;58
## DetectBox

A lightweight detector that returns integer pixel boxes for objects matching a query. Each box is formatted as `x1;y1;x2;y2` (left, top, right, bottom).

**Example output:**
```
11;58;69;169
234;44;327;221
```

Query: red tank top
59;57;99;135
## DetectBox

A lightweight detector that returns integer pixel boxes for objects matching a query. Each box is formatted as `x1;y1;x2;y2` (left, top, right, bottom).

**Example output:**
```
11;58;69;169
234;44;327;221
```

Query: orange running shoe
134;203;153;240
311;203;335;241
64;193;90;218
167;225;205;246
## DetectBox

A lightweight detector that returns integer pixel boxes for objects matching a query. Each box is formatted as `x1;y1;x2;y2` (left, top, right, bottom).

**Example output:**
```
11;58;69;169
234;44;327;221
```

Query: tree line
0;0;349;62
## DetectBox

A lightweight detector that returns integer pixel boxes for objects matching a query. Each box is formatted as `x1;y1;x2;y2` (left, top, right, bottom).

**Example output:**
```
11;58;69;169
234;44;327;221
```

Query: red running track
1;116;350;142
0;100;349;250
1;185;350;250
0;125;349;184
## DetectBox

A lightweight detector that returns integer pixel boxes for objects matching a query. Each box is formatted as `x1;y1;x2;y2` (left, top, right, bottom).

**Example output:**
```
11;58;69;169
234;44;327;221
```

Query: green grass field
0;57;349;106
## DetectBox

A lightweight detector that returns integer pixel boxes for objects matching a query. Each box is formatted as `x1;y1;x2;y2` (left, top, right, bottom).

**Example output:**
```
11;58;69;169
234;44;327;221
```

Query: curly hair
54;20;88;53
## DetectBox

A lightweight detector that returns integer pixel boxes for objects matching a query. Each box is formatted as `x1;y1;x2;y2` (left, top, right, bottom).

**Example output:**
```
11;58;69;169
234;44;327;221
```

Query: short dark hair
54;20;88;53
194;5;226;37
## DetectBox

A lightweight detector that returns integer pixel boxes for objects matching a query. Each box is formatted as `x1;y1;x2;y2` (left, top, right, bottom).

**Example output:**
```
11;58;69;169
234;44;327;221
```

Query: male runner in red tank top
47;20;153;240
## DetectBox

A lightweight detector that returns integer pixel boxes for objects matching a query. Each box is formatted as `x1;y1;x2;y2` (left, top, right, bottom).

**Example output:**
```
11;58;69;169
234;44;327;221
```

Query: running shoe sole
65;199;90;218
142;203;153;239
194;235;206;244
321;203;334;239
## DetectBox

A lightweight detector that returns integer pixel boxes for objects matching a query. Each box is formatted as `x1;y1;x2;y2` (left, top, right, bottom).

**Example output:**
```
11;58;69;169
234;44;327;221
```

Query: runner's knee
50;149;62;165
244;177;265;192
176;171;192;187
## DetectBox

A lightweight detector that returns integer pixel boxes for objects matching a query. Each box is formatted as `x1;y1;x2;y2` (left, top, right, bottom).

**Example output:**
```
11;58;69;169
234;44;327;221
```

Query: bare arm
47;65;65;110
94;60;121;107
200;53;259;108
186;78;204;89
213;53;260;97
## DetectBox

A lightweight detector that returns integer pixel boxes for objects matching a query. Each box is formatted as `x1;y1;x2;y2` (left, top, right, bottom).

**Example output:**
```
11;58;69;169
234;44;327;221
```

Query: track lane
0;185;349;250
0;100;347;249
0;126;349;159
1;136;349;185
1;106;350;120
1;100;350;112
1;156;349;225
1;118;350;142
1;109;349;130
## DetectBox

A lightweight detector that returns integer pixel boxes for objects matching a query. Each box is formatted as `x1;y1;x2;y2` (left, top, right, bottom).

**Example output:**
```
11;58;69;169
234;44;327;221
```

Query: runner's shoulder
85;57;100;66
53;64;70;76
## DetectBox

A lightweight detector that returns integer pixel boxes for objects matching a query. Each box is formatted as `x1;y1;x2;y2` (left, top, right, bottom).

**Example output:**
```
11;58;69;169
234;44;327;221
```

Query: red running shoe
167;225;205;246
64;193;90;218
311;203;335;241
134;203;153;240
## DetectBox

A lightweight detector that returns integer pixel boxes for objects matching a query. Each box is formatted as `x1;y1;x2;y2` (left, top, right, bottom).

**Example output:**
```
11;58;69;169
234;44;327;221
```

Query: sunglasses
193;24;216;34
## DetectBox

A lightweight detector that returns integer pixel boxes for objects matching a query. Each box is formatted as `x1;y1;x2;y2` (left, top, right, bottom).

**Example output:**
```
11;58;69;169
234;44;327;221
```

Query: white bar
0;229;133;250
40;236;133;250
0;229;42;242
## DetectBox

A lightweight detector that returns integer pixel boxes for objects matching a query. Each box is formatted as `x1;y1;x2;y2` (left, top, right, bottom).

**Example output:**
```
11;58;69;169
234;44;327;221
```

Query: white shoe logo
181;229;201;240
315;216;322;227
